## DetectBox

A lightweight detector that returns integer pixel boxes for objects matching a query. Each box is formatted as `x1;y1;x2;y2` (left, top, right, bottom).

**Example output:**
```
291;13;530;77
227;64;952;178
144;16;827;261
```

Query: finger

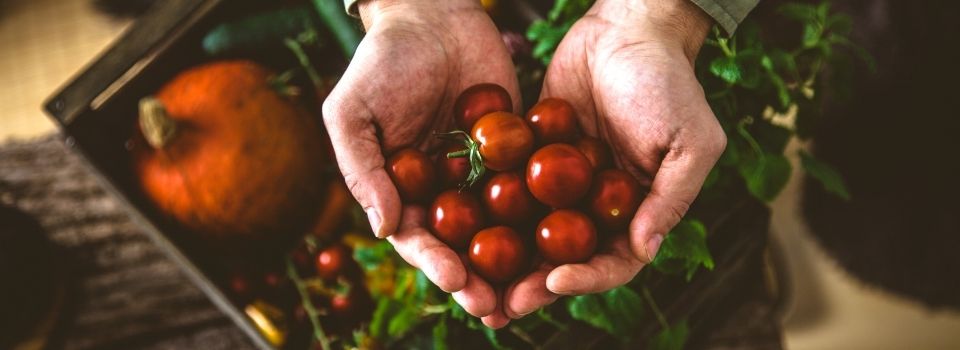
480;290;510;329
503;264;559;319
630;131;725;263
452;260;497;317
322;68;400;239
546;235;645;295
387;206;467;293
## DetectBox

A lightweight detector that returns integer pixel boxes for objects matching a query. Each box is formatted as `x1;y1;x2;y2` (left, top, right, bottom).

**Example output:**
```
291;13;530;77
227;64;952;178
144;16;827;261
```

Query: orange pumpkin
132;60;328;241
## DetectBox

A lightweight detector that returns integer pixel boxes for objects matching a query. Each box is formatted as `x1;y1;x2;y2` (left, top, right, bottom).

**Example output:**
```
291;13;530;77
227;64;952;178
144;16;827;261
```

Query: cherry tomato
536;210;597;265
454;83;513;131
576;137;613;171
526;144;593;208
483;171;540;226
329;288;373;318
587;169;644;231
315;244;356;281
471;112;534;171
436;143;471;189
430;190;486;249
229;272;254;299
326;288;375;333
526;98;579;144
263;271;285;289
386;148;436;203
468;226;527;283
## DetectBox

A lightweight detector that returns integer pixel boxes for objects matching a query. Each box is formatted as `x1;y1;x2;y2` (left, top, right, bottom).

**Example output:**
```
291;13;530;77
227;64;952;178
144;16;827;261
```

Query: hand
493;0;726;324
322;0;518;320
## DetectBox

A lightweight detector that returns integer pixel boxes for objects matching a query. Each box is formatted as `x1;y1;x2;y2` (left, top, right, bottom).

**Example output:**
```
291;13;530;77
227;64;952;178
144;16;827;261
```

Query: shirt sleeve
689;0;760;34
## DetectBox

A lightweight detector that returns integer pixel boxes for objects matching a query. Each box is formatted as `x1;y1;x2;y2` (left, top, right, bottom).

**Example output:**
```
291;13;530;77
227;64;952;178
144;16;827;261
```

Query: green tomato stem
641;287;670;330
286;258;331;350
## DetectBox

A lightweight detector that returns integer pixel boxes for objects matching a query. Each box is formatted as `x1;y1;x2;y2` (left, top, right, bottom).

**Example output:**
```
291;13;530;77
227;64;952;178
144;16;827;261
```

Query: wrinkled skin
322;0;518;320
322;0;726;329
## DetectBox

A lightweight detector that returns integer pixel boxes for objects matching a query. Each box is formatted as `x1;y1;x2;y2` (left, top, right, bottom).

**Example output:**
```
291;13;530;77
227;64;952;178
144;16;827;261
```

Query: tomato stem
434;130;488;188
286;258;332;350
446;149;471;158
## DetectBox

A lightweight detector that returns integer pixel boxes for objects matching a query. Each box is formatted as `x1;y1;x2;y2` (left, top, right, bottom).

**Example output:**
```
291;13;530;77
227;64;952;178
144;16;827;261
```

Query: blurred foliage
295;1;869;349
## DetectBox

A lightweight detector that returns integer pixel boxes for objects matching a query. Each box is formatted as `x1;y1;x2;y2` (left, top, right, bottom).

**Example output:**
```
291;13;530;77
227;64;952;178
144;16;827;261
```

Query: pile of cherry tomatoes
387;83;645;285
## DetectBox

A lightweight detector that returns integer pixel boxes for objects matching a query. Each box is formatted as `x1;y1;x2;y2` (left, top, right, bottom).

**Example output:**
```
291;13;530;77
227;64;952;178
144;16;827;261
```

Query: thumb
322;91;401;239
630;131;725;263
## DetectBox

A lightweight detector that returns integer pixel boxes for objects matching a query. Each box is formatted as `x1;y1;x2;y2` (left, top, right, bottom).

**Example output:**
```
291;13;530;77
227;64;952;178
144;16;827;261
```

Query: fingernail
516;309;534;317
366;208;383;238
644;234;664;263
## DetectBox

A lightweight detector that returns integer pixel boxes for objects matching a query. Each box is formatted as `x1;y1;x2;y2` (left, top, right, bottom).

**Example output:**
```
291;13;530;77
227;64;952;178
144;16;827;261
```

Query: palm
335;8;520;154
322;0;520;324
498;16;725;321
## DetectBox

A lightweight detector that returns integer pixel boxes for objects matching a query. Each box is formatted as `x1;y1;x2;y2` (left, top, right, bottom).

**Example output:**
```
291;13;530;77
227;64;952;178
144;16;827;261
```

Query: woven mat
0;135;254;350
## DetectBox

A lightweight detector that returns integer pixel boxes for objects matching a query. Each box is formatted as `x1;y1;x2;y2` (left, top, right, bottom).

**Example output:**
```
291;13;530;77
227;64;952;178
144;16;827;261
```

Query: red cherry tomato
471;112;534;171
526;144;593;208
526;98;579;144
536;210;597;265
483;171;540;226
386;148;436;203
576;137;613;171
315;244;356;281
330;288;373;317
327;288;375;333
430;190;486;249
587;169;644;231
454;83;513;131
468;226;527;283
436;143;472;189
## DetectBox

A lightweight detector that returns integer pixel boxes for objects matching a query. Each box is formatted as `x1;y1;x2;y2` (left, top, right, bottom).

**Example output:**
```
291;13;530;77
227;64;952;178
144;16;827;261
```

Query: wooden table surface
0;136;254;350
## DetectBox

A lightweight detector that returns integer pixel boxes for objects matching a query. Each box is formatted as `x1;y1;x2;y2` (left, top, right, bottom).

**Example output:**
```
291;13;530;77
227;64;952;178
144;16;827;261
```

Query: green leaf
353;240;393;271
387;306;419;338
480;327;508;350
432;315;448;350
735;50;763;89
718;134;741;166
567;286;645;339
648;319;690;350
799;150;851;200
702;166;720;190
778;3;818;22
369;298;399;338
826;14;853;35
567;293;613;333
738;152;793;202
709;56;742;84
767;49;799;82
449;298;467;321
651;219;714;281
803;22;823;48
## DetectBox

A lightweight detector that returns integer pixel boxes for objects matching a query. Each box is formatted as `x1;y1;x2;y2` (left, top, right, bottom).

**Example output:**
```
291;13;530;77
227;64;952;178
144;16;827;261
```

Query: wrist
589;0;712;63
357;0;481;29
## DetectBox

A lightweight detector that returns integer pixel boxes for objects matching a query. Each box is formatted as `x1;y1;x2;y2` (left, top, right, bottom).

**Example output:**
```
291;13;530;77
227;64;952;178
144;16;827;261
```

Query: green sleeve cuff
344;0;360;17
689;0;760;34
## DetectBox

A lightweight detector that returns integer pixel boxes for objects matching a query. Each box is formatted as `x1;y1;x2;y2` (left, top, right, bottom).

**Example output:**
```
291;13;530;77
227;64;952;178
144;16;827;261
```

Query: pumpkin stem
139;97;178;149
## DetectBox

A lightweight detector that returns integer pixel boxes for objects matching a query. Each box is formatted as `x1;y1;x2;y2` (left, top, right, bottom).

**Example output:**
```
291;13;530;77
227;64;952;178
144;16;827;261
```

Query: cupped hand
494;0;727;323
322;0;518;320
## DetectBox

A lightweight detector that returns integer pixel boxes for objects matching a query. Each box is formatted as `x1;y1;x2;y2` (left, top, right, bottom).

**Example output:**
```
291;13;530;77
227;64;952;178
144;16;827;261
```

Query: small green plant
289;1;869;349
